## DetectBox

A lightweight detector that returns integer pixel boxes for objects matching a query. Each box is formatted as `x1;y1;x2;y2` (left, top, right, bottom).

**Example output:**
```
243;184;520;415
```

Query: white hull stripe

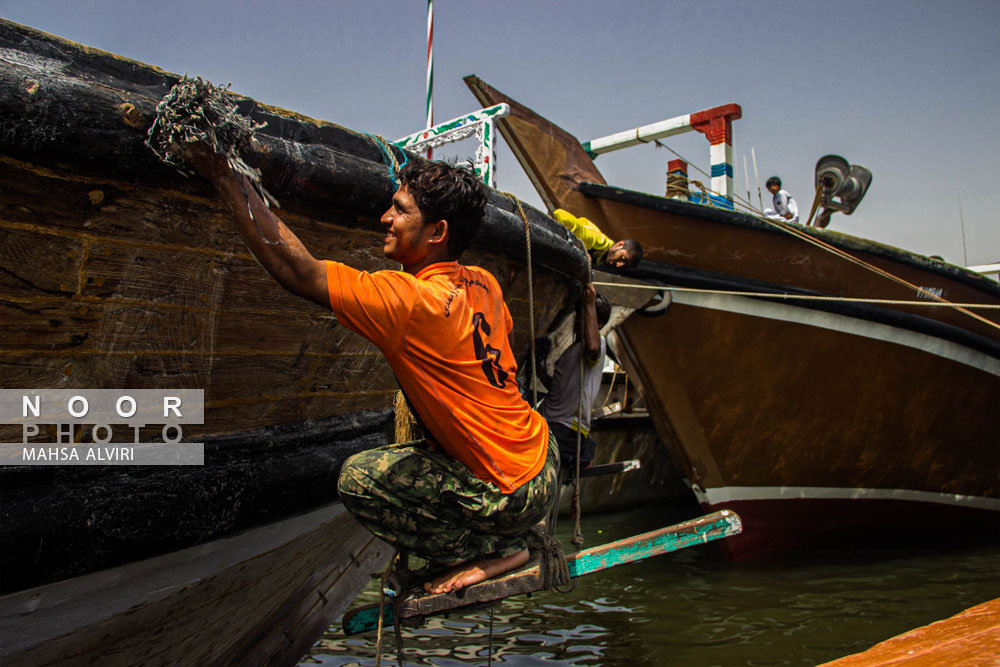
693;484;1000;512
671;290;1000;377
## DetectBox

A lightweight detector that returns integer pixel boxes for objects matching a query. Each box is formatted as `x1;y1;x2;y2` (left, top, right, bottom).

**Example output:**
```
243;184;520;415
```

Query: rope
503;193;538;405
364;132;408;188
655;140;746;210
373;551;407;667
392;609;405;667
571;353;585;551
591;281;1000;312
569;266;596;553
393;390;419;443
804;185;824;227
600;359;618;411
749;211;1000;331
373;552;397;667
650;139;998;332
524;525;573;592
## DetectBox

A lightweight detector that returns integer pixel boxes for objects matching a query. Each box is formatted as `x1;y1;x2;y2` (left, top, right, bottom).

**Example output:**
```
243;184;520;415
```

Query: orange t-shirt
325;260;548;494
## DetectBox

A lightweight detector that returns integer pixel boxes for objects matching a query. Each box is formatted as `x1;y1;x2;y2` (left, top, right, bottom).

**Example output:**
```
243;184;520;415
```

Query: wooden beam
341;510;741;635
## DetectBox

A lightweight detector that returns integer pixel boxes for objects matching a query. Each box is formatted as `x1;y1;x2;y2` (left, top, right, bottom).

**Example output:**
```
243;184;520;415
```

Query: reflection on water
302;501;1000;667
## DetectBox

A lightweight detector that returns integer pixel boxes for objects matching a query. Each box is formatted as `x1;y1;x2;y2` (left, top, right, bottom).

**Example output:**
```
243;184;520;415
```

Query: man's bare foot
423;549;530;595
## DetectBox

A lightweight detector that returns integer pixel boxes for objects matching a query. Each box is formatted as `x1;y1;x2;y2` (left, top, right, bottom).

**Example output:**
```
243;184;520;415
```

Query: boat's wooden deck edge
817;597;1000;666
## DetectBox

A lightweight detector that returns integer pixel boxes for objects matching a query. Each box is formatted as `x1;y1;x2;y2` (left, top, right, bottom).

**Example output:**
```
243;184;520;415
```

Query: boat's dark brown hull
617;291;999;558
466;75;1000;560
0;21;588;665
0;503;391;666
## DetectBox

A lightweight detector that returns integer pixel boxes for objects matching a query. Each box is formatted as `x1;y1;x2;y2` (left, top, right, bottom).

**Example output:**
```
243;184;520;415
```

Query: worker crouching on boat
183;146;556;595
552;208;643;269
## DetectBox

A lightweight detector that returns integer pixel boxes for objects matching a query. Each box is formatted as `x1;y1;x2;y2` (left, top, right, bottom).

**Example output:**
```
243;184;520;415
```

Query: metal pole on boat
426;0;434;160
743;153;752;209
959;197;969;266
751;146;763;211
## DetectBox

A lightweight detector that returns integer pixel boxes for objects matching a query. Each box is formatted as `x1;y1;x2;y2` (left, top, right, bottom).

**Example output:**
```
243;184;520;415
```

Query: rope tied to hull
523;524;573;592
499;191;583;590
502;192;538;406
363;132;408;189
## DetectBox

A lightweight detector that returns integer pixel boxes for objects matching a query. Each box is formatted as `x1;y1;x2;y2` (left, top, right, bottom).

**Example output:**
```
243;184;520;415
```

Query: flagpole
426;0;434;160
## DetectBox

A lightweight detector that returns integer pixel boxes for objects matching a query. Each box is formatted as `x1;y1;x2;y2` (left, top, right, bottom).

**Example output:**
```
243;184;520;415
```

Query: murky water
301;500;1000;667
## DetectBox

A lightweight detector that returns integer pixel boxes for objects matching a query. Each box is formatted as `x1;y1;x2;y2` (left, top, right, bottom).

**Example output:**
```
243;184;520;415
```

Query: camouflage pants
338;433;558;566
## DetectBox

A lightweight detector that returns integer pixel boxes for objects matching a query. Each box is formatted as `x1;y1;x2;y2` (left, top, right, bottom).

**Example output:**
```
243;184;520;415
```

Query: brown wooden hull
466;75;1000;559
817;597;1000;667
0;52;585;442
556;409;689;517
0;502;392;667
592;196;1000;559
0;21;588;664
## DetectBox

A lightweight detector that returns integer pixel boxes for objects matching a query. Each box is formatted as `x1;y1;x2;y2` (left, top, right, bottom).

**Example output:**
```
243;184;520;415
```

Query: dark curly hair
398;161;488;260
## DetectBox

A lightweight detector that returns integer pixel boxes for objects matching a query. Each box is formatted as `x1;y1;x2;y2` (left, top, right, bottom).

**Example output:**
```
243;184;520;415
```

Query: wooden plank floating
341;509;742;636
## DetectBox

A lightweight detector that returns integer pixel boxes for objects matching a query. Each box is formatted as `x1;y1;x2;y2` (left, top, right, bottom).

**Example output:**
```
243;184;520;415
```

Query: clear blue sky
3;0;998;266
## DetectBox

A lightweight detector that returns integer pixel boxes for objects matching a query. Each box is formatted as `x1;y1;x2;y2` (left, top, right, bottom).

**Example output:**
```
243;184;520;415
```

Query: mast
425;0;434;160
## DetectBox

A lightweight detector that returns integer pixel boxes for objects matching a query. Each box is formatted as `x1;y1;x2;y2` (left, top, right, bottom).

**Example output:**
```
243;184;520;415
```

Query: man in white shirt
764;176;799;223
537;285;612;471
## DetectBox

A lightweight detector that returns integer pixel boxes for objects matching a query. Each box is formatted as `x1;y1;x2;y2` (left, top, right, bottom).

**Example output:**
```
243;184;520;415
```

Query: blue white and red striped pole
425;0;434;160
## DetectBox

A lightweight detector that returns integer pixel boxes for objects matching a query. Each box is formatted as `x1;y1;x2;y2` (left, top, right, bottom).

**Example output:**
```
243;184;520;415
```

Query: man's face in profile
606;241;631;268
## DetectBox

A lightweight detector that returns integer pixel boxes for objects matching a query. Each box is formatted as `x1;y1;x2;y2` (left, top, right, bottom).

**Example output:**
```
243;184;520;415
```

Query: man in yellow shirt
553;208;643;268
184;145;556;595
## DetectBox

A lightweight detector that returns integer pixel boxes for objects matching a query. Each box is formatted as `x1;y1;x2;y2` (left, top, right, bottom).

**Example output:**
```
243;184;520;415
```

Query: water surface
302;501;1000;666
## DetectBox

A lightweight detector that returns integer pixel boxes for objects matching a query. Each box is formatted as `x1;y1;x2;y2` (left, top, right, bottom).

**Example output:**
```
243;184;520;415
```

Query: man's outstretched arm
186;144;329;308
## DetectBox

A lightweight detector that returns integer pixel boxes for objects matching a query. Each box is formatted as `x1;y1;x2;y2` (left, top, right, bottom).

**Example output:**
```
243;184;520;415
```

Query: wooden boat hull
0;21;588;664
619;286;998;559
0;38;586;443
556;393;689;516
817;597;1000;667
465;75;1000;560
0;502;391;666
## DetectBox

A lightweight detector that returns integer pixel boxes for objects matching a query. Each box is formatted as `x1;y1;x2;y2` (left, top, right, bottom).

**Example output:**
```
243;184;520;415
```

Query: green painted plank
341;510;741;636
568;510;740;577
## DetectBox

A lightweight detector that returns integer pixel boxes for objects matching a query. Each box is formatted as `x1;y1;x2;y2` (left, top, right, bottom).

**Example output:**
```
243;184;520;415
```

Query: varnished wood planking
4;509;391;667
593;196;1000;339
0;299;370;357
622;302;998;496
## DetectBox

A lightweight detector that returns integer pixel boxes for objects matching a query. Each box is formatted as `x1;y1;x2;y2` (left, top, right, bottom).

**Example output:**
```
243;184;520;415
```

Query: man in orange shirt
185;146;556;594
